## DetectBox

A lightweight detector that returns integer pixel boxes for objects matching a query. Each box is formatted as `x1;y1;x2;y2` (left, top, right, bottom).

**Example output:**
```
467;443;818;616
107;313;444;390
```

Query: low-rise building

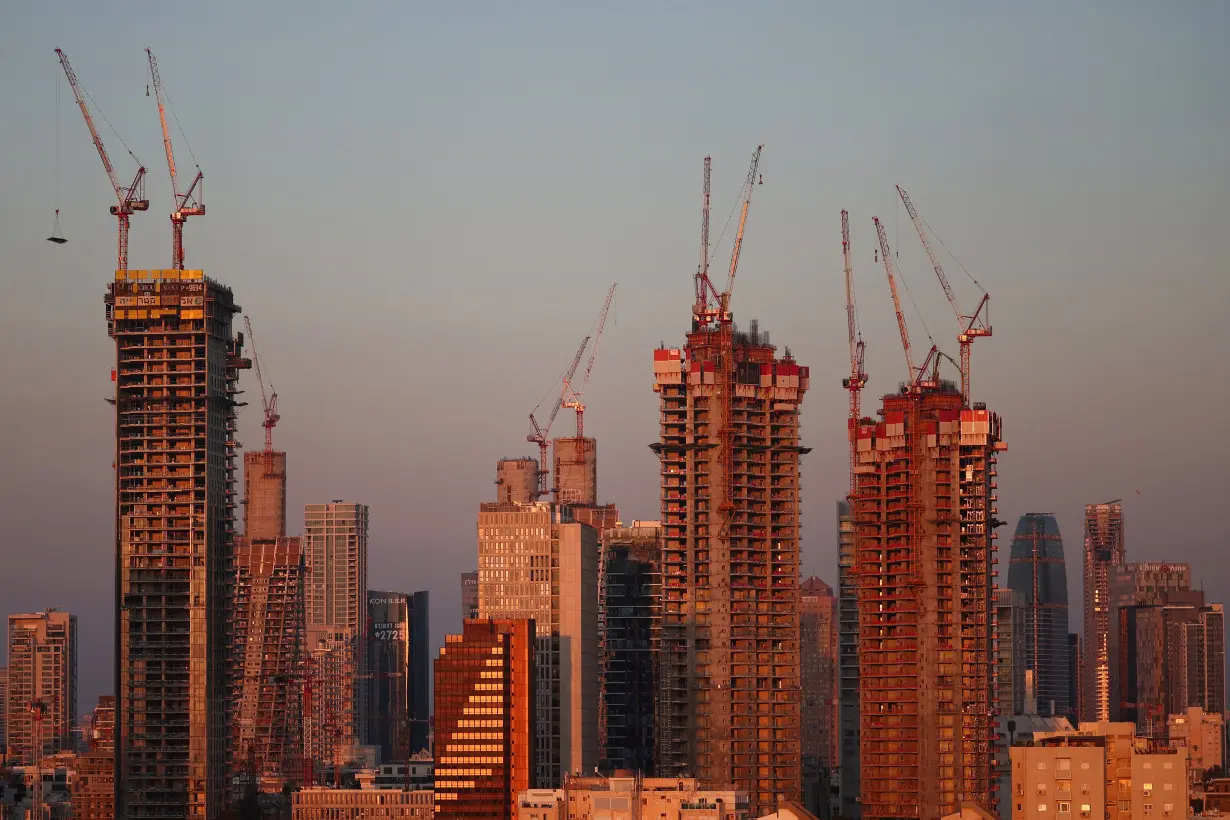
291;787;434;820
1010;737;1107;820
517;775;749;820
1166;707;1223;780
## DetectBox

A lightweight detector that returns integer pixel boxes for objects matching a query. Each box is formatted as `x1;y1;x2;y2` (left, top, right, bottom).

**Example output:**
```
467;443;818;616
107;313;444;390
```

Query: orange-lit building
434;618;536;820
853;384;1004;819
244;450;287;541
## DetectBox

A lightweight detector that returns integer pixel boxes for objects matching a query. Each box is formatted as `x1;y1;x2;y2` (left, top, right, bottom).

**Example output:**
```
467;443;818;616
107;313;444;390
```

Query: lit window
1038;805;1047;812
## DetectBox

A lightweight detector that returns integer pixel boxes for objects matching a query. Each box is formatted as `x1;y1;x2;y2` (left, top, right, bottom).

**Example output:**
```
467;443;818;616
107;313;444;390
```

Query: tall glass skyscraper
1007;513;1070;717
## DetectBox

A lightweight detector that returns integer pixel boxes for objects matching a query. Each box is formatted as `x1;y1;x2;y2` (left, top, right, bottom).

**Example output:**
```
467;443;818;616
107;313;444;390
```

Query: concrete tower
244;450;287;540
1082;501;1125;722
852;386;1004;820
650;319;809;815
1007;513;1070;718
6;610;77;764
107;268;247;819
496;457;539;504
552;436;597;506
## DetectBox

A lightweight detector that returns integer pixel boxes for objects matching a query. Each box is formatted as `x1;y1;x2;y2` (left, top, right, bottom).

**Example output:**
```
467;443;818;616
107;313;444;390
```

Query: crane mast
717;144;764;321
55;48;149;270
563;283;617;437
895;185;990;403
147;49;204;270
873;217;938;389
243;316;279;453
693;156;713;321
840;211;867;495
528;336;590;500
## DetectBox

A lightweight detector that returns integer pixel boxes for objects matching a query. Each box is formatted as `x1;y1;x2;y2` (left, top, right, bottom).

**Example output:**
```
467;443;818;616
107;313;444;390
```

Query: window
1038;761;1048;769
1080;805;1092;818
1058;801;1072;813
1163;762;1173;770
1163;783;1173;791
1058;758;1072;771
1143;804;1153;814
1081;761;1091;769
1081;784;1090;794
1038;805;1047;812
1163;804;1173;814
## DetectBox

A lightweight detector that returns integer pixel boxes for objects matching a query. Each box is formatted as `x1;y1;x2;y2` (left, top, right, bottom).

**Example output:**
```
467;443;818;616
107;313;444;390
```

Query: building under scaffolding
852;383;1004;820
107;268;248;819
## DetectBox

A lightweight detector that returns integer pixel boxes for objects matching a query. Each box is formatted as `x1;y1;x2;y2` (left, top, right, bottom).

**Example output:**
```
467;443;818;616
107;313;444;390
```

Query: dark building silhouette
365;590;431;761
1067;633;1082;724
837;500;861;819
1007;513;1070;717
461;571;479;622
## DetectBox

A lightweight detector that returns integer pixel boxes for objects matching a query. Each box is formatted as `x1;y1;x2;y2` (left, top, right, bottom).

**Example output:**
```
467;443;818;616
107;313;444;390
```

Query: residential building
995;588;1026;716
244;449;287;541
6;610;77;764
365;589;431;761
0;665;7;749
650;319;809;816
1083;502;1126;722
497;457;540;504
598;522;662;774
292;788;434;820
1167;707;1223;779
1006;513;1070;718
434;618;536;820
1129;748;1188;820
462;571;480;621
88;695;115;751
801;577;838;769
477;501;599;787
516;775;749;820
995;713;1074;818
305;626;358;775
107;267;247;819
232;536;305;787
1009;737;1106;820
354;750;434;790
852;387;1003;819
75;749;116;820
836;500;860;819
1187;602;1225;716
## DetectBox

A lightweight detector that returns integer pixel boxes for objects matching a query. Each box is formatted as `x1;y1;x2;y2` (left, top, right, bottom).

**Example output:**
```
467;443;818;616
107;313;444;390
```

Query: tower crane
147;49;204;270
840;211;868;495
895;185;990;403
527;337;590;500
243;316;279;453
55;48;149;270
562;283;617;437
692;146;763;327
873;216;937;390
691;156;712;325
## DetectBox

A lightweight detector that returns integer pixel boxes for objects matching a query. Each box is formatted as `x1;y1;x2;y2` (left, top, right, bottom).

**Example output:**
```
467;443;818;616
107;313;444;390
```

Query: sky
1;2;1228;712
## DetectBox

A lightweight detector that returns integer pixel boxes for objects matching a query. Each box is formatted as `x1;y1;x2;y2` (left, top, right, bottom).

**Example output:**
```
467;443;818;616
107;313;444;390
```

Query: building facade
232;536;305;787
1167;707;1223;778
78;702;118;820
365;589;431;761
6;610;77;764
853;388;1003;819
837;500;861;819
1083;502;1126;722
995;588;1026;716
1068;634;1083;725
516;775;750;820
496;457;540;504
1008;737;1107;820
650;320;809;815
305;626;357;777
434;619;536;820
108;267;247;818
1006;513;1070;718
598;523;661;774
462;571;480;622
801;576;838;769
244;450;287;541
292;788;434;820
552;437;597;506
0;665;7;750
477;502;599;787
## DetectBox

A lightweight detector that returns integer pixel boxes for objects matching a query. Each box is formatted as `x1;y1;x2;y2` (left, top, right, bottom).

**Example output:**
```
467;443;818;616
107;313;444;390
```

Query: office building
995;588;1026;716
516;775;750;820
365;589;431;761
107;267;247;818
232;536;305;787
651;319;810;815
801;576;838;769
6;610;77;764
497;457;540;504
462;571;480;621
1083;502;1126;722
1109;562;1191;721
852;387;1003;819
1187;602;1225;716
552;437;597;506
1006;513;1070;718
1167;707;1223;777
598;522;661;773
244;450;287;541
292;788;434;820
478;501;599;786
434;618;536;820
837;500;861;819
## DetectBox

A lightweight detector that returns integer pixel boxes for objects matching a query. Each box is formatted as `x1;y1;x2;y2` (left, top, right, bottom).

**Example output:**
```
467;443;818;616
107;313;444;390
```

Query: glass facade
365;589;431;761
1007;513;1070;718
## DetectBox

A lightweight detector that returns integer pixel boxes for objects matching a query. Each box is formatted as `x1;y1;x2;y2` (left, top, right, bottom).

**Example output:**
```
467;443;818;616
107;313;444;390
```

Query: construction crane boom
873;216;916;381
693;156;713;316
243;316;279;452
717;144;764;320
55;48;149;270
841;211;867;495
528;336;590;500
147;48;204;270
563;283;617;437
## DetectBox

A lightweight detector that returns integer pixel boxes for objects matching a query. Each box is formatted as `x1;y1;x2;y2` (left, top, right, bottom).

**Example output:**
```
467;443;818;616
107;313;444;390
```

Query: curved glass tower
1007;513;1070;717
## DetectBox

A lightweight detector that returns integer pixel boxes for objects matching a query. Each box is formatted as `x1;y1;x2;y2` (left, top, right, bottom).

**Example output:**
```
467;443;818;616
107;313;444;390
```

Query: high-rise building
88;695;115;751
6;610;76;764
995;588;1026;716
0;665;7;750
305;501;369;756
1190;602;1225;716
77;695;117;820
801;577;838;769
434;618;536;820
598;522;661;773
305;626;358;775
650;320;809;815
1108;562;1191;721
232;536;305;787
108;267;248;818
496;458;540;505
462;571;479;621
244;450;288;541
477;501;599;787
1007;513;1070;718
1083;501;1125;722
837;500;861;819
852;387;1003;819
365;590;431;761
1067;633;1083;724
552;437;597;506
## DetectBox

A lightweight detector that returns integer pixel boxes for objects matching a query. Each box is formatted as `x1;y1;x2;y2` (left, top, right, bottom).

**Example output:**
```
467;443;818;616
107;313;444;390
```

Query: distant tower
460;571;479;622
801;577;838;768
495;457;539;504
1007;513;1070;718
552;436;597;506
1082;501;1125;722
837;500;861;819
364;590;431;759
6;610;77;763
994;588;1026;715
244;451;287;540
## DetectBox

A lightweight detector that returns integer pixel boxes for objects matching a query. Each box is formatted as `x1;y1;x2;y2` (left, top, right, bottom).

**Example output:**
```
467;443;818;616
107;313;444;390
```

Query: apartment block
292;788;434;820
1167;707;1223;777
497;458;540;505
598;522;662;774
107;268;248;818
477;501;599;787
852;387;1003;820
553;437;597;506
244;449;287;541
1009;738;1106;820
365;589;431;760
837;500;861;819
1083;502;1126;722
6;610;77;764
650;320;809;816
996;588;1026;717
516;775;750;820
232;536;305;787
1007;513;1070;718
801;576;838;769
434;618;536;820
305;626;358;777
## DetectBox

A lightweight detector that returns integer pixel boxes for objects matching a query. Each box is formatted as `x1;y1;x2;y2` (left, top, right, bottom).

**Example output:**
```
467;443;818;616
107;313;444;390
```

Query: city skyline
3;3;1230;716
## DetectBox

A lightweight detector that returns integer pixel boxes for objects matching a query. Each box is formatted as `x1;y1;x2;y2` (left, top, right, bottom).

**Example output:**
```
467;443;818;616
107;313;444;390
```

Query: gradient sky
2;2;1228;712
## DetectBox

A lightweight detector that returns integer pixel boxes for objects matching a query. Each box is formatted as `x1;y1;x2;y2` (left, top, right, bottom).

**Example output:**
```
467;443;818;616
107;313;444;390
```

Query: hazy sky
2;2;1228;712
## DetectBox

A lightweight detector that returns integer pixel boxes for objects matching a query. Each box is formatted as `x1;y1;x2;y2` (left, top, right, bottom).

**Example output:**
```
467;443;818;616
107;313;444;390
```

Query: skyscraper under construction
1083;501;1125;722
108;268;248;819
852;385;1004;820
